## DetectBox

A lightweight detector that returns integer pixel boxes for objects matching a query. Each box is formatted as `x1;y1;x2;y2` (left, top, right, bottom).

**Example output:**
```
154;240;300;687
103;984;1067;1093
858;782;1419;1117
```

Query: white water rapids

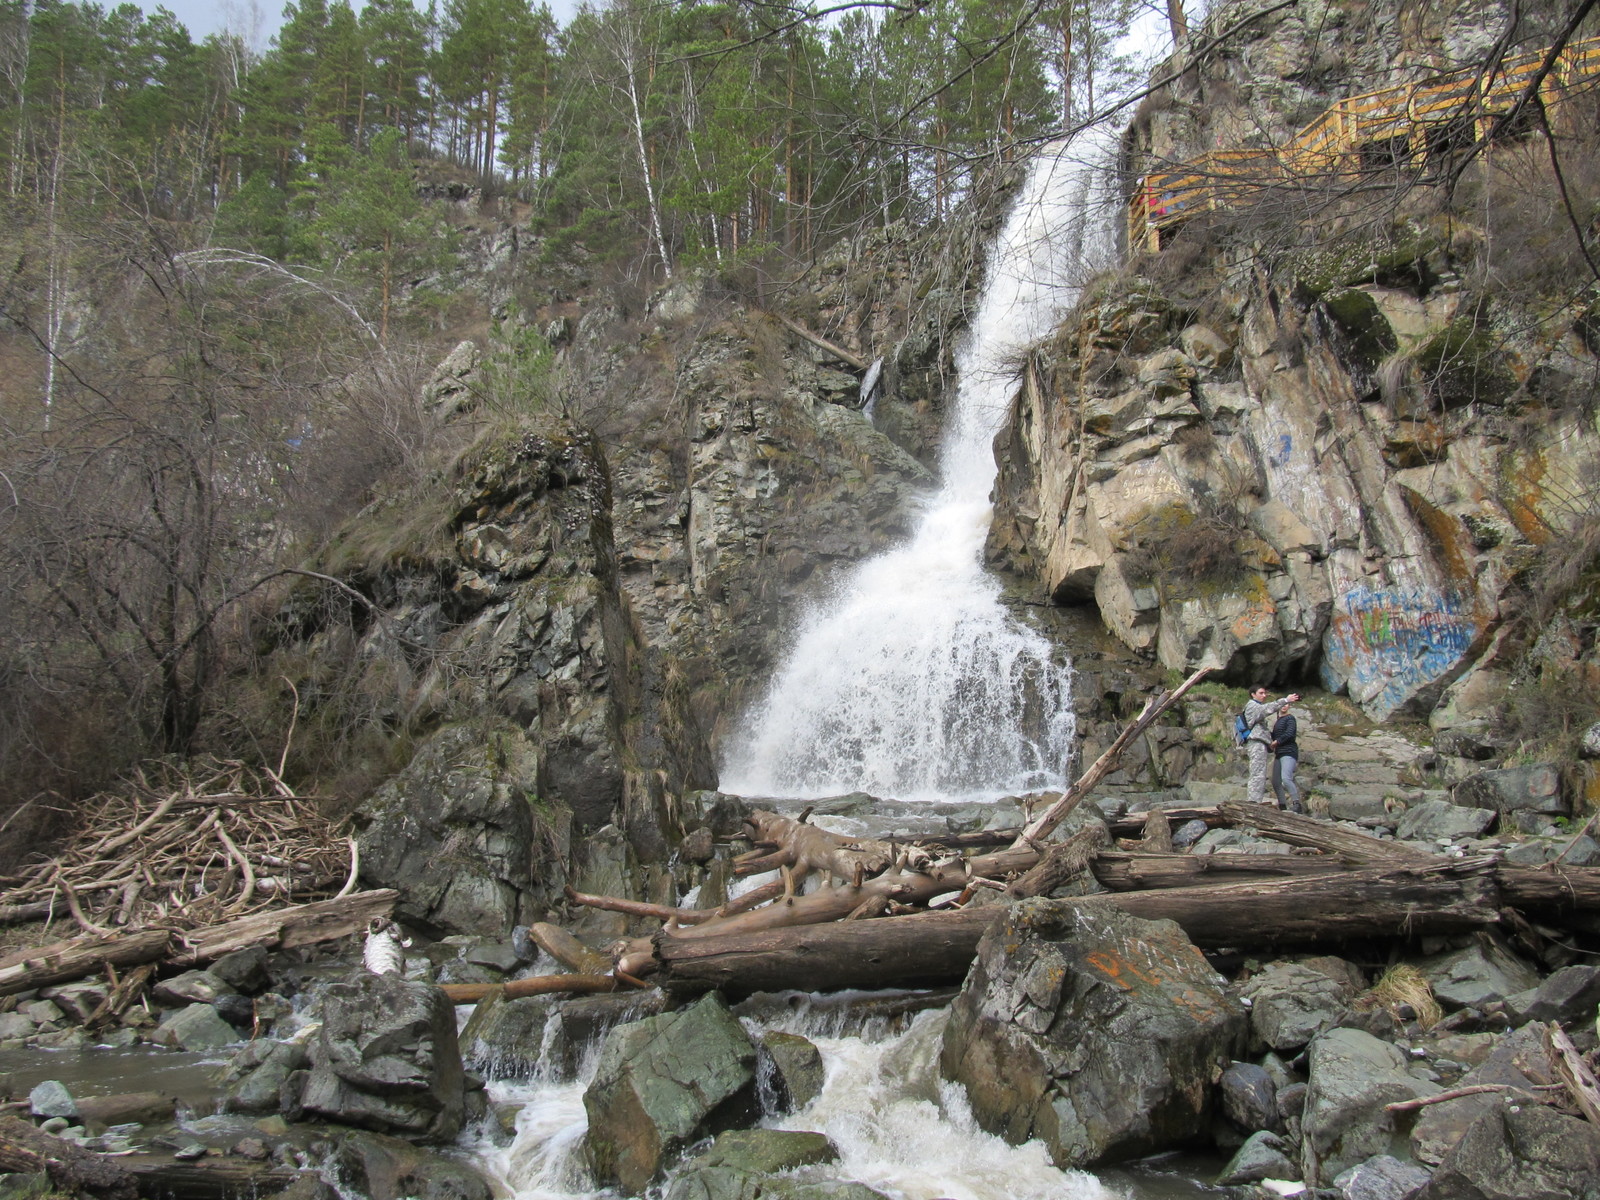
719;133;1121;802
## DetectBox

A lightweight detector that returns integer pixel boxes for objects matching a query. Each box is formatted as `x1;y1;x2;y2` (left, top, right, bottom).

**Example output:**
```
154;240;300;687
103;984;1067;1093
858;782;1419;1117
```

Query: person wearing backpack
1243;685;1300;806
1270;708;1304;813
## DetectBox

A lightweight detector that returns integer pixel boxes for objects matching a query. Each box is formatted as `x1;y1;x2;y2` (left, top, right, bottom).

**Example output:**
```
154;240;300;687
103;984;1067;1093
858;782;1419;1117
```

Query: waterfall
720;132;1122;802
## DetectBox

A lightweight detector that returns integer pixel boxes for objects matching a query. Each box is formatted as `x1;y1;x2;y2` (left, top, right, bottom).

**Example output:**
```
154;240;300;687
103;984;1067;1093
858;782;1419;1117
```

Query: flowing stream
719;133;1120;802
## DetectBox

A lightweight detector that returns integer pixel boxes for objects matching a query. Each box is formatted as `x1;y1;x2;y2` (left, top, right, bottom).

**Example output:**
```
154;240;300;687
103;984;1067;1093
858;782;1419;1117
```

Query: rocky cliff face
989;0;1600;730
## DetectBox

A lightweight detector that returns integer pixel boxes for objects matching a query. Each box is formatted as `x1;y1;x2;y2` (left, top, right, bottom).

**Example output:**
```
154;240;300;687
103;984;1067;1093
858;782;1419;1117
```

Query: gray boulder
1216;1131;1297;1186
1394;801;1494;842
356;722;550;937
334;1129;491;1200
153;970;235;1006
221;1039;310;1114
759;1031;826;1114
1411;1023;1553;1165
1451;764;1567;815
38;982;108;1024
1417;1101;1600;1200
1241;960;1361;1051
210;947;273;994
1219;1062;1278;1133
28;1081;77;1120
1504;964;1600;1027
299;971;465;1143
1417;937;1540;1011
1300;1028;1439;1186
1583;721;1600;758
154;1002;239;1052
583;992;760;1192
939;900;1245;1168
1333;1155;1431;1200
662;1131;840;1200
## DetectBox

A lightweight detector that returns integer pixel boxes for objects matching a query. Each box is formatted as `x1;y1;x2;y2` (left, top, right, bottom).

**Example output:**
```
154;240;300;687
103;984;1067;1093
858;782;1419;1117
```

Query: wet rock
1417;937;1540;1011
940;900;1246;1169
153;970;236;1006
299;972;465;1143
1411;1023;1554;1165
584;992;760;1192
662;1130;840;1200
1332;1154;1431;1200
681;827;717;865
1451;764;1567;816
210;947;273;994
75;1092;174;1127
458;993;555;1080
40;982;109;1023
1216;1131;1297;1186
214;993;257;1029
1299;1028;1439;1186
461;941;522;974
221;1040;311;1114
29;1080;77;1120
1417;1101;1600;1200
759;1031;826;1114
1393;801;1494;842
334;1129;492;1200
232;1138;270;1160
1503;964;1600;1026
153;1003;239;1052
1241;960;1360;1051
1219;1061;1278;1133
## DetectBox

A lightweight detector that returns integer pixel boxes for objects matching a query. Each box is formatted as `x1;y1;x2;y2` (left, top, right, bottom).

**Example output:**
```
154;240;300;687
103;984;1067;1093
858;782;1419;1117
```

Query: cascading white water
720;133;1122;802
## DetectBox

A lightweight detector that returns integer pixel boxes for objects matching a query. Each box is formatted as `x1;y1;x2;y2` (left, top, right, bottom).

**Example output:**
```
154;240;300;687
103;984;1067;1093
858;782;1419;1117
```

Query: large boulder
1300;1027;1439;1186
1451;764;1567;816
583;992;760;1192
334;1130;492;1200
1411;1023;1554;1166
1416;936;1540;1011
939;900;1245;1168
1241;959;1362;1051
356;722;548;936
298;972;465;1143
661;1130;842;1200
1417;1100;1600;1200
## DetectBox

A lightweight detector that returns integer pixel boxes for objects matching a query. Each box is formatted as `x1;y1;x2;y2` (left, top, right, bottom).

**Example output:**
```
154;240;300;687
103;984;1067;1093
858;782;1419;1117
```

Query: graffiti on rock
1321;584;1479;716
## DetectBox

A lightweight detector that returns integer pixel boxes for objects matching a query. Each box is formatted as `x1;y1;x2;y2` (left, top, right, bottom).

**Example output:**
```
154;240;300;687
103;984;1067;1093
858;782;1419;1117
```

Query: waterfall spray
721;132;1122;802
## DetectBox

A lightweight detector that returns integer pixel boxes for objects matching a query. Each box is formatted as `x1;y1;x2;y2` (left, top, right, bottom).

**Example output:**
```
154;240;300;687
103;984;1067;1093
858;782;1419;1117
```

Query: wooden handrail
1129;33;1600;252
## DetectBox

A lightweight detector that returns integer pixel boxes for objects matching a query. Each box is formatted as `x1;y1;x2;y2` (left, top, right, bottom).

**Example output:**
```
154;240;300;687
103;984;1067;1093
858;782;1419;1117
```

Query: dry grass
1357;963;1443;1029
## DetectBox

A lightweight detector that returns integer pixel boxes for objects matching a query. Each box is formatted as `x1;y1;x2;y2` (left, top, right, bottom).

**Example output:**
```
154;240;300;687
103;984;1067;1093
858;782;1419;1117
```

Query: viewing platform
1128;34;1600;252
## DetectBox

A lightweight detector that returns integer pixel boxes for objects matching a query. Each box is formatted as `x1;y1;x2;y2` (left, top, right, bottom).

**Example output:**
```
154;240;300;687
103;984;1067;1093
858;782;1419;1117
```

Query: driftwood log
653;863;1504;997
0;1116;136;1199
0;890;398;997
439;973;626;1003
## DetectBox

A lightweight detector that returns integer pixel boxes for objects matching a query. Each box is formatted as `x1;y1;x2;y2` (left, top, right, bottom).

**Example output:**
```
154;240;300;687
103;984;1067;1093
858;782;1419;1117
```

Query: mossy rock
1320;287;1398;363
1412;316;1516;409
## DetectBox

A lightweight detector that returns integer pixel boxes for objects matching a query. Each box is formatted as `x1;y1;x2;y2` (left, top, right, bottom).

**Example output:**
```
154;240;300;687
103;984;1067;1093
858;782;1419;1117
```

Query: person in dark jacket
1270;708;1303;813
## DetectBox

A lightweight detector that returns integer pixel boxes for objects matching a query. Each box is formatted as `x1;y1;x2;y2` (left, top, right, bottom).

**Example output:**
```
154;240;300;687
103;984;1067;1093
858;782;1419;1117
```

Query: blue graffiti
1269;433;1293;467
1322;585;1478;714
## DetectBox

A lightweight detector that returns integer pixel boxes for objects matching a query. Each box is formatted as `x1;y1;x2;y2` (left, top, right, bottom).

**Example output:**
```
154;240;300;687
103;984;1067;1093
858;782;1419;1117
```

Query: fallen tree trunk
0;891;398;996
439;973;625;1004
118;1154;303;1200
1492;864;1600;913
1216;801;1431;865
0;1116;136;1198
1091;850;1350;890
0;930;172;998
655;864;1503;997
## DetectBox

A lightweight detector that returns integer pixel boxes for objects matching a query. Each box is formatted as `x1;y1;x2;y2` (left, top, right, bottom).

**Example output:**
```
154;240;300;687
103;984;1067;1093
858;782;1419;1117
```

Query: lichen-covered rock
299;972;465;1143
583;992;760;1192
1300;1028;1438;1186
1450;764;1567;815
939;900;1245;1168
356;722;550;937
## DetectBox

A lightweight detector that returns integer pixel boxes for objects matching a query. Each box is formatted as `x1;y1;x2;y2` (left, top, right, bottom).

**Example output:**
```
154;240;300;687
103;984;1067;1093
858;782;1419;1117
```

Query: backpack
1234;710;1252;747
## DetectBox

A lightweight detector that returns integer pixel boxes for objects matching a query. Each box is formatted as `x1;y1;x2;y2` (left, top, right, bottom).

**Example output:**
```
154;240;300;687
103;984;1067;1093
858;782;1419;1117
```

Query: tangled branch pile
0;759;351;936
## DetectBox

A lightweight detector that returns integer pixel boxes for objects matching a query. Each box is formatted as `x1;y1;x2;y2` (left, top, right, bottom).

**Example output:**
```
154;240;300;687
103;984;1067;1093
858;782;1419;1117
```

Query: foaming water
470;1008;1122;1200
720;134;1122;802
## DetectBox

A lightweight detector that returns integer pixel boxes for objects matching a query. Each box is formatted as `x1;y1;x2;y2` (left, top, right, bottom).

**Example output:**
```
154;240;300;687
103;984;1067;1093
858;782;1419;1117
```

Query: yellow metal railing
1129;34;1600;252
